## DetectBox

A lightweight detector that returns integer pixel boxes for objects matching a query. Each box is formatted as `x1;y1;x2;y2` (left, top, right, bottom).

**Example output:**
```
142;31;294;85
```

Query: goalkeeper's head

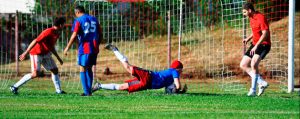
170;60;183;73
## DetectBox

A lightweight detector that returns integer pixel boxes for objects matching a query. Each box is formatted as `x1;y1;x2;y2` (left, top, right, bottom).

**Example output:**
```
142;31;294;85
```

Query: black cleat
104;44;118;51
57;90;67;94
80;93;92;96
10;86;18;94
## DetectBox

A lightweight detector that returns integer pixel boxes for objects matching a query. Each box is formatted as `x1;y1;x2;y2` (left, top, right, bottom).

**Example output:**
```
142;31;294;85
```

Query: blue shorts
78;54;98;67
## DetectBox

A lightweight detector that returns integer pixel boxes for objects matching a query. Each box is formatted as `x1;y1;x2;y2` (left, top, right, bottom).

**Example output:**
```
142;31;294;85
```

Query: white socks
101;84;120;90
51;74;62;93
248;72;267;85
113;50;128;62
250;74;258;91
248;72;268;91
14;74;32;88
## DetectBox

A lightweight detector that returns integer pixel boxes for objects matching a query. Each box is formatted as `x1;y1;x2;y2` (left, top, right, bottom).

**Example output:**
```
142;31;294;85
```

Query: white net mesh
0;0;297;94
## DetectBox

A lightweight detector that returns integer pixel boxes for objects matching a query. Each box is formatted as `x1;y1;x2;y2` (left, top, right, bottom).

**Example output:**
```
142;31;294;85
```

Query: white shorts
30;53;57;72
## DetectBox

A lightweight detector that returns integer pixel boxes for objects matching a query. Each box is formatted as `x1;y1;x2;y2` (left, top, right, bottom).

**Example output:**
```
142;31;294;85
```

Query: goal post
288;0;295;93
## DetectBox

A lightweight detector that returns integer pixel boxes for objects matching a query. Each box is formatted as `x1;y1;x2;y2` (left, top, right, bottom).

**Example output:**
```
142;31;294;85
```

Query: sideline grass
0;80;299;118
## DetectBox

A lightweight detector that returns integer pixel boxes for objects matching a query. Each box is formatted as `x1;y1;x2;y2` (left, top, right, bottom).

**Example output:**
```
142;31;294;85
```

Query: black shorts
245;44;271;59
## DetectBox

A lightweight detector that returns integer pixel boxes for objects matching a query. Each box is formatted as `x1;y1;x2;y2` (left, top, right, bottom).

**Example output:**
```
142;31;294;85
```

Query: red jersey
249;12;271;45
30;27;59;55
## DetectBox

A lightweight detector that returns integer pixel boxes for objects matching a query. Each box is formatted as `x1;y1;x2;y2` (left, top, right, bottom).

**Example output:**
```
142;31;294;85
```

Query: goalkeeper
93;44;187;94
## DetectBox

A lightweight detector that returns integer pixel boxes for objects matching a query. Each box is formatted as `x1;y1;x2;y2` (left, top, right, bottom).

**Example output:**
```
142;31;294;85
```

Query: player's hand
19;52;27;61
63;49;68;56
250;46;257;56
181;84;188;93
242;39;248;45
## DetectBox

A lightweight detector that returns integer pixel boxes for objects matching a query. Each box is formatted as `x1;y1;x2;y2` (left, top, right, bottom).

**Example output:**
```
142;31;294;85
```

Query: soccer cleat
10;86;18;94
105;44;118;51
258;83;269;96
57;90;67;94
80;93;92;96
92;82;101;93
247;89;256;96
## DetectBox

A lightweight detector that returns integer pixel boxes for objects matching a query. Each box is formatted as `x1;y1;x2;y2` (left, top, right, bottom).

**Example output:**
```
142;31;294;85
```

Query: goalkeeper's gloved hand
177;84;188;94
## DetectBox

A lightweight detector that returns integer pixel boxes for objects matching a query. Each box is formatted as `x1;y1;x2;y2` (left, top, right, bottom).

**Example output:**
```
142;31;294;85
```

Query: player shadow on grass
184;92;237;97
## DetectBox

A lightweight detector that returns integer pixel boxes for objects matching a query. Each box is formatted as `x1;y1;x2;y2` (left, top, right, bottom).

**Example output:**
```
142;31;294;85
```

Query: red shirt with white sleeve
30;27;59;55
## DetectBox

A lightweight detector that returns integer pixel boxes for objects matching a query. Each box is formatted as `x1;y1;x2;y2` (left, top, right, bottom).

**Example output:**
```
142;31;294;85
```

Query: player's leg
92;78;136;92
240;56;252;73
78;54;95;96
10;55;40;94
85;54;97;94
97;81;139;91
85;66;93;95
249;54;262;94
251;55;267;96
79;66;90;96
49;68;65;94
240;45;256;78
105;44;133;74
94;83;128;91
42;53;65;94
255;44;271;96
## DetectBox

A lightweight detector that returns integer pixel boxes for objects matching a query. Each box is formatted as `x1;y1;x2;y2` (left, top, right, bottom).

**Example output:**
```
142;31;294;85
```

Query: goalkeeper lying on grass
92;44;187;94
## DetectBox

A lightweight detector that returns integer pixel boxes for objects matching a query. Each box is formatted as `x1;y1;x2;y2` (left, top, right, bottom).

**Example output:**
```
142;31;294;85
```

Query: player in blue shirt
92;44;187;94
64;6;102;96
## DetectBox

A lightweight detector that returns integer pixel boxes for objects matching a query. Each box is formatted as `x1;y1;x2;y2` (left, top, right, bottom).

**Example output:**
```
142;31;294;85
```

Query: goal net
0;0;298;94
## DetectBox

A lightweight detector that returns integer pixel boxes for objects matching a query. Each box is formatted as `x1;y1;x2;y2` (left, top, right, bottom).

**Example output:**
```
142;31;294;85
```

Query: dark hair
54;17;66;26
243;2;255;12
75;6;85;13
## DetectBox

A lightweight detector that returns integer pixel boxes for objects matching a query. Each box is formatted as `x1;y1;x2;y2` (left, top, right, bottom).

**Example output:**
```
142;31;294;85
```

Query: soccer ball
165;84;176;94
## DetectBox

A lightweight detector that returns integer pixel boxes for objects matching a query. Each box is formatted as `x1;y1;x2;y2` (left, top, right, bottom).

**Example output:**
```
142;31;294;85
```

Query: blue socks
80;70;93;95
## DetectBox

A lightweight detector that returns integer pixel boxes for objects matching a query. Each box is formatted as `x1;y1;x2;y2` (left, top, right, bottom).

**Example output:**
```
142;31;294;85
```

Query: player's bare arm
19;39;37;61
174;78;188;94
174;78;181;90
51;48;63;65
250;30;268;55
63;32;78;55
243;33;253;44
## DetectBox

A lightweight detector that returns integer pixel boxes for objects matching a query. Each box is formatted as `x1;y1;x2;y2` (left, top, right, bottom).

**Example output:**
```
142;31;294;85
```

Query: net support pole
288;0;295;93
15;11;19;75
167;11;171;68
178;0;182;61
242;16;246;55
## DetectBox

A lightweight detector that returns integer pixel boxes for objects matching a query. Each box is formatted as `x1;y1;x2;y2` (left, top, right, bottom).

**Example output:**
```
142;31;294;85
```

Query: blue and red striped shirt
72;14;100;54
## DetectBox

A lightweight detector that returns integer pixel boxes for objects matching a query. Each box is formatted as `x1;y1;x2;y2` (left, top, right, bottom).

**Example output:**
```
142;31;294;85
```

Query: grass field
0;11;299;119
0;79;299;118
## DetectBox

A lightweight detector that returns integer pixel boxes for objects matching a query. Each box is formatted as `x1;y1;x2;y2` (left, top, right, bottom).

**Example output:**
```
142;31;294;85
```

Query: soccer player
10;17;66;94
64;6;102;96
240;3;271;96
92;44;187;94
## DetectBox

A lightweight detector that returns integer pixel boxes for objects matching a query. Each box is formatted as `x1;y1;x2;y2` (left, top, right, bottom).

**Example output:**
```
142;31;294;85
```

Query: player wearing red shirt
10;17;66;94
240;3;270;96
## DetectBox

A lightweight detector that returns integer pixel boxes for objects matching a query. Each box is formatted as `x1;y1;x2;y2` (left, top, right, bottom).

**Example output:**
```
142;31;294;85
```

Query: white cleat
258;83;269;96
247;89;256;96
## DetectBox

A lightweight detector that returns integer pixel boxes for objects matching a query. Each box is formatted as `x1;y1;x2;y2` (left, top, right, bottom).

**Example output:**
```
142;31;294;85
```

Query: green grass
0;79;299;118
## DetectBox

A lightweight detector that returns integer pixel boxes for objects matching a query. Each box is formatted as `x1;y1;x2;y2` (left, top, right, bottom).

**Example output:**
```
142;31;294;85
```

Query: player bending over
10;17;66;94
92;44;187;94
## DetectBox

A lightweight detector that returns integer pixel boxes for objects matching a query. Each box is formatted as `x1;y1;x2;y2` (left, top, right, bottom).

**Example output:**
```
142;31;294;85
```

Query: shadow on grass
184;92;238;97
